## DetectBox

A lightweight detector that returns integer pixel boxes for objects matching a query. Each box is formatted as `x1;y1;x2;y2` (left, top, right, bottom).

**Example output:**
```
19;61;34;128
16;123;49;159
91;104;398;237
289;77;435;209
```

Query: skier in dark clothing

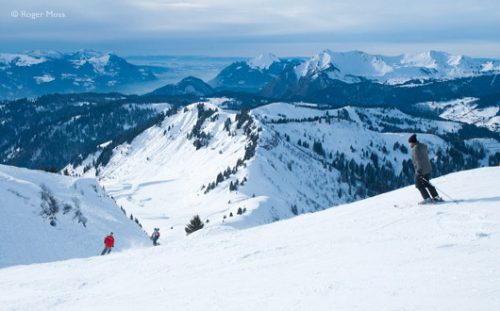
151;228;160;246
101;232;115;255
408;134;443;204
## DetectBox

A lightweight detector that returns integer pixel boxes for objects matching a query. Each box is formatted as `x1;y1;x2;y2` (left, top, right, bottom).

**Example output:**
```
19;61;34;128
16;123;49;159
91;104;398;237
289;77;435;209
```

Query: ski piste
1;167;499;310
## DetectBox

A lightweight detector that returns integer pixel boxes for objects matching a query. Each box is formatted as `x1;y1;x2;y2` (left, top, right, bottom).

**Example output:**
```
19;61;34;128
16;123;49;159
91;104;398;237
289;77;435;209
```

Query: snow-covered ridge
0;164;148;268
1;167;499;310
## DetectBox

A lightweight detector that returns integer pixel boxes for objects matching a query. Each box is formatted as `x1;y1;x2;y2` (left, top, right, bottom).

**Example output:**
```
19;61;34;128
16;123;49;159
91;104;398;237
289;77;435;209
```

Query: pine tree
313;140;325;156
185;215;204;235
224;117;232;132
216;173;224;185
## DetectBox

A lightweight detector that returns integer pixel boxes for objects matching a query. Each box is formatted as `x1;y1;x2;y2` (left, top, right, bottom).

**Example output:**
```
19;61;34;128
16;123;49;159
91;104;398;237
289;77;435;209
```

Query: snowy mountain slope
0;165;148;268
416;97;500;132
93;98;256;237
1;167;499;311
76;99;498;239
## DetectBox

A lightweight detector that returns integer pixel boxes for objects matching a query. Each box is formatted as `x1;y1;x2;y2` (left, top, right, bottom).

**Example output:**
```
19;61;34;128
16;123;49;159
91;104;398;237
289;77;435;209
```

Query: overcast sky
1;0;500;57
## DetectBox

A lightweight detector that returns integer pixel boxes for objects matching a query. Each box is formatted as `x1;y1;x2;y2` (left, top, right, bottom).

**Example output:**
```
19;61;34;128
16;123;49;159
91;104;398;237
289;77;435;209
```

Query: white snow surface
33;74;55;84
1;167;499;310
0;165;148;268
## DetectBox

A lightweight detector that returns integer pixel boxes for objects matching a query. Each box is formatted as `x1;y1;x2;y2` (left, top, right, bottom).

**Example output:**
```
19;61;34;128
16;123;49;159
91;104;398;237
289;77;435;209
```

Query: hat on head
408;134;417;143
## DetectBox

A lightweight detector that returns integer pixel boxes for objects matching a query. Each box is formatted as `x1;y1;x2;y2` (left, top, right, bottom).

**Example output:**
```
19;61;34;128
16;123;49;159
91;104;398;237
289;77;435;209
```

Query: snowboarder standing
151;228;160;246
408;134;442;204
101;232;115;255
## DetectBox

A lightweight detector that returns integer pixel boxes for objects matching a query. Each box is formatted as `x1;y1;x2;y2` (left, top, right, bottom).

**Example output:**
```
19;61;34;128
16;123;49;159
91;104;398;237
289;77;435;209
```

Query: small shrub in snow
63;203;73;215
72;198;87;227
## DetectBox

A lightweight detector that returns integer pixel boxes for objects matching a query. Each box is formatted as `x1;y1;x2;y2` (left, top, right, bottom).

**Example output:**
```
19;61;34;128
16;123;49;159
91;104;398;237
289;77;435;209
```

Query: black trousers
415;174;439;199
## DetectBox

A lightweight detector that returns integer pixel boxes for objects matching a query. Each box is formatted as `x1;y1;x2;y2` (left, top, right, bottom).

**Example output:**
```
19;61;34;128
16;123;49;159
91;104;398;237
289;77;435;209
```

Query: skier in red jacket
101;232;115;255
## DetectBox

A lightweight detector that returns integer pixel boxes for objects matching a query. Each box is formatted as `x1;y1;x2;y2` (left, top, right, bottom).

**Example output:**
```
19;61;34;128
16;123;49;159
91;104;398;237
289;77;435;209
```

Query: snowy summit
247;53;280;70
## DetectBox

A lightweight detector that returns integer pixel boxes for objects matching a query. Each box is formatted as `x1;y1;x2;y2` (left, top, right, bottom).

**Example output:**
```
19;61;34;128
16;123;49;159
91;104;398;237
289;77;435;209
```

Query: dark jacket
411;142;432;175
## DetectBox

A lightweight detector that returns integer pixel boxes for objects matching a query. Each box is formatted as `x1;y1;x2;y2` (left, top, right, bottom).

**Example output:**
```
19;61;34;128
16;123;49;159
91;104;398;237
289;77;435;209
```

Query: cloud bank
1;0;499;57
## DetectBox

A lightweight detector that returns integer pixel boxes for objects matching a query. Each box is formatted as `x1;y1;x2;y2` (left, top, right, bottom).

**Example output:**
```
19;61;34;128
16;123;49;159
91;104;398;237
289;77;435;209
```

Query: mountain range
2;49;500;101
150;50;500;107
0;48;499;237
0;50;164;99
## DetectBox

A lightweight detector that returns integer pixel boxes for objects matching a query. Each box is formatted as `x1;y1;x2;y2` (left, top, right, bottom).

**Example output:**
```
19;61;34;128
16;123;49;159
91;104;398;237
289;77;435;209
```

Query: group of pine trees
39;184;87;227
188;104;218;150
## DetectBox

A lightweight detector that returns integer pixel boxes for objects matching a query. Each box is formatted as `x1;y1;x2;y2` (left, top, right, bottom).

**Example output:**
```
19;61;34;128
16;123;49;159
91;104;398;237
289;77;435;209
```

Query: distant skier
101;232;115;255
408;134;443;204
151;228;160;246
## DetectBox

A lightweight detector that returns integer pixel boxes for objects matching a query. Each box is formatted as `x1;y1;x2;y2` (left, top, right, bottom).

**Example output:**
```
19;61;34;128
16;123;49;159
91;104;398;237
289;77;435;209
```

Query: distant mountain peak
247;53;279;70
148;75;213;96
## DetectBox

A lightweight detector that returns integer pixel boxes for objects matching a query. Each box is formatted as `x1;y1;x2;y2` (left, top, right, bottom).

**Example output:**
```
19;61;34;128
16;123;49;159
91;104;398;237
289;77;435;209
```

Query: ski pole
419;175;459;204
